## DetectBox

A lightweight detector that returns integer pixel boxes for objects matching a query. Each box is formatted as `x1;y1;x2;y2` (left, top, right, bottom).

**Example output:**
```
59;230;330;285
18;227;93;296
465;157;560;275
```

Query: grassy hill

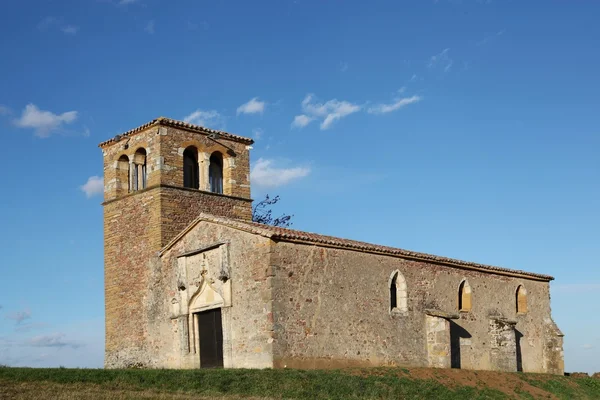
1;366;599;399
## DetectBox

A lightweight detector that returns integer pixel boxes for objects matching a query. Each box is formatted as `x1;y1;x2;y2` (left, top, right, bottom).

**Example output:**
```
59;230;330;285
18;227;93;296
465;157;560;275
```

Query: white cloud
291;114;314;128
251;158;310;188
61;25;79;35
6;309;31;324
14;104;77;137
368;95;422;114
144;20;155;34
582;344;594;349
183;109;223;129
37;16;58;31
237;97;266;115
428;48;453;72
80;176;104;198
27;333;82;349
37;17;79;35
252;128;264;140
476;29;505;46
293;94;361;130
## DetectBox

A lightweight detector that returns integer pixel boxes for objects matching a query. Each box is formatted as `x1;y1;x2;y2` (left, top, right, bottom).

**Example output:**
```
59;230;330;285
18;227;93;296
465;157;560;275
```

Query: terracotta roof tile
162;213;554;282
98;117;253;148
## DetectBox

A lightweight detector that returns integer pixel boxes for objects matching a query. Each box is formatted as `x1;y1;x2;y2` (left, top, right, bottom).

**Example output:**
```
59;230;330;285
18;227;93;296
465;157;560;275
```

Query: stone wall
101;122;253;368
103;190;161;367
270;241;563;374
489;318;518;372
425;314;452;369
147;221;275;368
159;187;251;247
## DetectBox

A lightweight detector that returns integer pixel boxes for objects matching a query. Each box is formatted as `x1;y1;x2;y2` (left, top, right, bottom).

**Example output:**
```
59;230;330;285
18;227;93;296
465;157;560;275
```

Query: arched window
183;146;199;189
516;285;528;314
132;148;147;191
209;152;223;194
389;270;407;313
458;280;472;312
116;154;130;195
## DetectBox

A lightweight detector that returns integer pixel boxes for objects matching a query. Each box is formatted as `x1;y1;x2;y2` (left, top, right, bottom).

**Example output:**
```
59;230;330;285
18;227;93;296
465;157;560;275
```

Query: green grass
0;366;598;400
519;373;600;400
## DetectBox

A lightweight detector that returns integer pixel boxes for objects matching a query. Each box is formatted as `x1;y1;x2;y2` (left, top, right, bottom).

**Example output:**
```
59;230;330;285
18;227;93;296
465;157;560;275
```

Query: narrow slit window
390;274;397;310
389;270;407;313
116;155;130;195
516;285;527;314
209;152;223;194
458;280;472;312
183;147;200;189
133;148;147;191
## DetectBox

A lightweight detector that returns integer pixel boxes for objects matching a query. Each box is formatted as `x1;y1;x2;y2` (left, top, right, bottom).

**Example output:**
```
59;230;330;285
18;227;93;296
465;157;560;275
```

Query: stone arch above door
189;280;225;313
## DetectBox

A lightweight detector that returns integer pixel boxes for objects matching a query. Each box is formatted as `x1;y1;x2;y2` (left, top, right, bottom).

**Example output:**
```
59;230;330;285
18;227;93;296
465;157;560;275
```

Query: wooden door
198;308;224;368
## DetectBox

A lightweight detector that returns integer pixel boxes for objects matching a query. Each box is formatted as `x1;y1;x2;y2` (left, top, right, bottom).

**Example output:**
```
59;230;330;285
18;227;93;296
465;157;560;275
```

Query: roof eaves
98;117;254;148
158;213;554;282
268;233;554;281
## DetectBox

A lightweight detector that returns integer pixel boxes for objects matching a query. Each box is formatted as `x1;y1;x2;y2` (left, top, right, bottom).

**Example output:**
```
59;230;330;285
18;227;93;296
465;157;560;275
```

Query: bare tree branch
252;194;293;227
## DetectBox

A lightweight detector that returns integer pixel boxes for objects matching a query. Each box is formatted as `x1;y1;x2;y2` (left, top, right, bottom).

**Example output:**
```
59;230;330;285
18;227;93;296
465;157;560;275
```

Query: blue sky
0;0;598;373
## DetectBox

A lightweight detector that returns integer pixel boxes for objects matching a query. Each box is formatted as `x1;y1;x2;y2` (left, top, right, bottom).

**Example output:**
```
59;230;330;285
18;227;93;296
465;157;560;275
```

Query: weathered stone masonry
100;117;564;374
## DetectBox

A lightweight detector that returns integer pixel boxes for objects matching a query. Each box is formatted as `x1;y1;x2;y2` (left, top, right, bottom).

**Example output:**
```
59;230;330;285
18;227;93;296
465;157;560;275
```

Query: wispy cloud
291;114;314;129
252;128;264;140
237;97;266;115
552;283;600;294
26;333;83;349
37;17;79;35
251;158;310;188
37;16;58;30
144;20;155;34
15;322;49;333
582;344;594;349
368;95;422;114
476;29;505;46
13;104;77;138
61;25;79;35
340;62;349;72
292;94;361;130
119;0;140;4
0;105;11;116
428;48;453;72
80;176;104;198
6;309;31;325
183;109;224;129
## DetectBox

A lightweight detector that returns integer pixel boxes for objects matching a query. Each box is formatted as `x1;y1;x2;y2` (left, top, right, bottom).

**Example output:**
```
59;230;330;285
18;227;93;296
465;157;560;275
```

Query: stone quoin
100;117;564;373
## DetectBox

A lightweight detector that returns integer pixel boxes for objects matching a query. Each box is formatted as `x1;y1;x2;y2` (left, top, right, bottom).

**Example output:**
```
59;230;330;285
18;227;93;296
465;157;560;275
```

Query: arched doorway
189;281;225;368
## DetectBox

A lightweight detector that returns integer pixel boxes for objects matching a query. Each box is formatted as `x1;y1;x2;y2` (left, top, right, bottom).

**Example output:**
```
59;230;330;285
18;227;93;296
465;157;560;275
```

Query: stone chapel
100;117;564;374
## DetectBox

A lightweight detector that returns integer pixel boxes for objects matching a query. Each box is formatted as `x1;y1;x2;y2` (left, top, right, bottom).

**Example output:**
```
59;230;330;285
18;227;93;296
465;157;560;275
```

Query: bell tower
99;117;253;367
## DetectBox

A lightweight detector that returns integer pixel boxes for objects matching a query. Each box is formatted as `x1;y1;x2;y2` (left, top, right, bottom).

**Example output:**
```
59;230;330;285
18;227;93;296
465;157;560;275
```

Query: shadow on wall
516;329;523;372
450;321;471;369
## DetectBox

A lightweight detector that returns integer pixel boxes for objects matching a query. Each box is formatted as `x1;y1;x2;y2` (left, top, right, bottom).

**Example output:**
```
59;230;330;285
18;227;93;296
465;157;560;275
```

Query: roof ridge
98;117;254;148
161;213;554;282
